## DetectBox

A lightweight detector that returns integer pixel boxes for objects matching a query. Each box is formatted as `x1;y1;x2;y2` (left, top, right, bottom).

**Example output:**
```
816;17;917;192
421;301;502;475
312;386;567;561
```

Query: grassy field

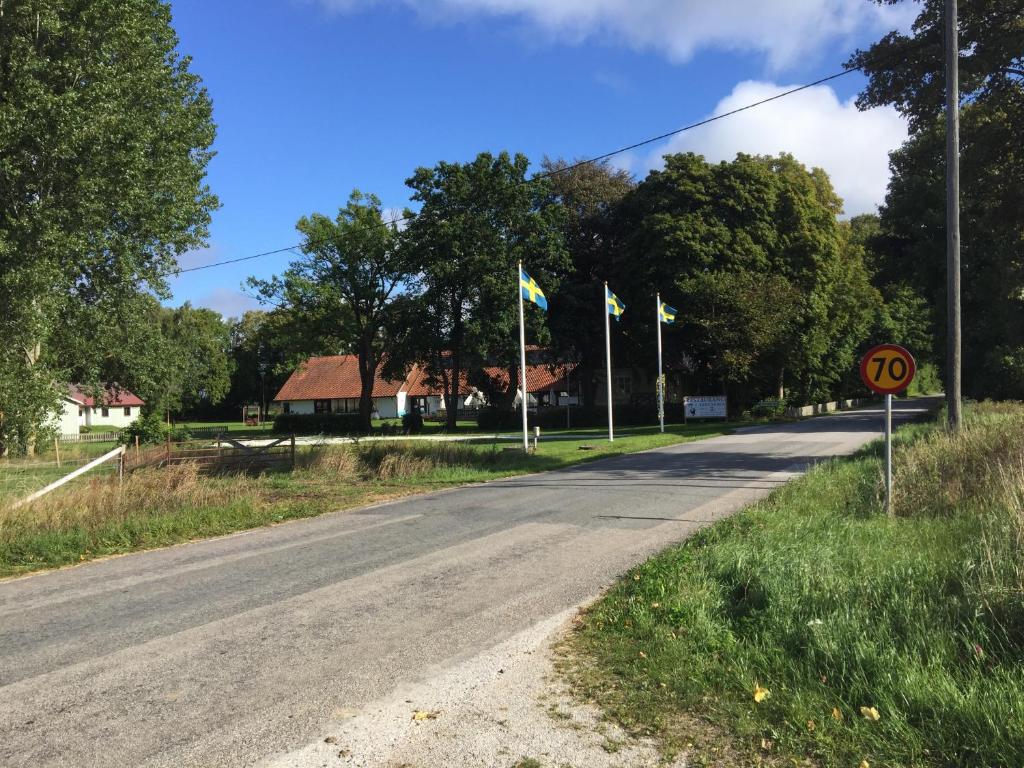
568;402;1024;767
0;421;732;578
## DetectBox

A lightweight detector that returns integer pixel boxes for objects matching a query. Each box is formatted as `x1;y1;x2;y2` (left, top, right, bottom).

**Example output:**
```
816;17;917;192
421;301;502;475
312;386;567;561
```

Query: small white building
56;384;145;434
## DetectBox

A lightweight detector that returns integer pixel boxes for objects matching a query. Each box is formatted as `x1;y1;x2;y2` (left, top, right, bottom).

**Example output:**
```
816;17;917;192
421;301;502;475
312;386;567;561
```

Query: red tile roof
482;363;576;394
274;355;576;402
272;355;410;401
69;384;145;407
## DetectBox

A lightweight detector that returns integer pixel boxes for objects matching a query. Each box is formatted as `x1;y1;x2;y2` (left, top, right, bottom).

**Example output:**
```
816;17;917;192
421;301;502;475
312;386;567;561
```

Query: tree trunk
447;301;463;432
357;343;377;434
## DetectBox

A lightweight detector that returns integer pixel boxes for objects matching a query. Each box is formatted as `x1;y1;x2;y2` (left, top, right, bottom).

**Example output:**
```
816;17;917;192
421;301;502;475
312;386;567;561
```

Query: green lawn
568;402;1024;767
0;422;734;578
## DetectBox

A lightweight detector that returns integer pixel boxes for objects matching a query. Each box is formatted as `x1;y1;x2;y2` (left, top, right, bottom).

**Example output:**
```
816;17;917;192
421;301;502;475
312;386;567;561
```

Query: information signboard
684;396;728;419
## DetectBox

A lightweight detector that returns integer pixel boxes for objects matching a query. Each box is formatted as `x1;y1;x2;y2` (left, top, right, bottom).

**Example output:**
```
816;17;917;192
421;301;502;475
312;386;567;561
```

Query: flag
520;268;548;311
659;301;678;324
606;286;625;320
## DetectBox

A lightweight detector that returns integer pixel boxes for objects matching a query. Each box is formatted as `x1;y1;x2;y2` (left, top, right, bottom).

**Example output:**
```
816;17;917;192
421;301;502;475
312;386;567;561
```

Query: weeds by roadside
569;402;1024;767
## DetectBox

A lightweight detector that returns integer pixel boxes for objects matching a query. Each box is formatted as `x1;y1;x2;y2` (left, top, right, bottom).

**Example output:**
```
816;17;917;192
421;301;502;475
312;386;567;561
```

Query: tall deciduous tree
541;158;635;407
249;191;408;432
402;152;567;429
851;0;1024;398
0;0;217;453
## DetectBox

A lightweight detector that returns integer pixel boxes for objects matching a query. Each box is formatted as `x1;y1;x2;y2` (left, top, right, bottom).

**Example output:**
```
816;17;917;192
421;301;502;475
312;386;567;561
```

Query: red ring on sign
859;344;917;395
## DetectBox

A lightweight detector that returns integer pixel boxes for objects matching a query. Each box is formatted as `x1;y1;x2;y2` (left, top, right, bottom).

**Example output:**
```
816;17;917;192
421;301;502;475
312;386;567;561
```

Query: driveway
0;397;938;767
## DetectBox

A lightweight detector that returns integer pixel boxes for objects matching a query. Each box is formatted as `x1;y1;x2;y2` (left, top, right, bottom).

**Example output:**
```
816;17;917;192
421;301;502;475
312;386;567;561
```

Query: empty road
0;398;936;767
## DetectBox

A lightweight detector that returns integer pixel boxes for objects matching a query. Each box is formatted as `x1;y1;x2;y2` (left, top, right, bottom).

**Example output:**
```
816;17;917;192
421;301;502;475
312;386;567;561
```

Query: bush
119;413;168;445
272;412;365;435
401;409;424;434
749;397;786;418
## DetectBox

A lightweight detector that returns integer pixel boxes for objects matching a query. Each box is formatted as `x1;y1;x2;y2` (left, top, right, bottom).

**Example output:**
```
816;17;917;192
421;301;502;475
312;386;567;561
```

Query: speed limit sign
860;344;916;395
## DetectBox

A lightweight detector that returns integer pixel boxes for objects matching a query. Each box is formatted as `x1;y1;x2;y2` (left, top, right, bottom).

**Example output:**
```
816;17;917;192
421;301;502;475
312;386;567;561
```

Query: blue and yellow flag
520;268;548;311
606;286;625;321
659;301;678;324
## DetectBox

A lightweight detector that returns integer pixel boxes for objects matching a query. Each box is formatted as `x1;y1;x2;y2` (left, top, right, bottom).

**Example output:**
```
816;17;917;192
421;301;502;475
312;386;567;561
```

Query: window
614;375;631;396
78;407;83;417
124;406;131;417
314;399;332;414
283;402;291;414
101;406;109;418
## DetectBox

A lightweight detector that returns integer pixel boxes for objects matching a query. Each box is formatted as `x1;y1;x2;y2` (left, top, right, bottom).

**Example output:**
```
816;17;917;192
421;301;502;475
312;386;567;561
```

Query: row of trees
2;0;1020;452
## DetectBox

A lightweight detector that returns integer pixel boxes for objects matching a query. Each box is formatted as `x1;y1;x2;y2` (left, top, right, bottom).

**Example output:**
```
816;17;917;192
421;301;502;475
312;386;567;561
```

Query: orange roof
69;384;145;407
274;355;576;402
273;355;408;401
482;363;575;393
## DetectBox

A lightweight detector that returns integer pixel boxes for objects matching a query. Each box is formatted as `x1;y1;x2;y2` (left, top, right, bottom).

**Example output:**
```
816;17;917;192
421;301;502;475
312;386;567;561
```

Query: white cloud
646;81;907;216
312;0;916;70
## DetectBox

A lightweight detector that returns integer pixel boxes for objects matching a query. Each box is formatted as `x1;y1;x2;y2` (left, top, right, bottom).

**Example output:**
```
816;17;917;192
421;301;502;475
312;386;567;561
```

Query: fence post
166;432;171;464
54;438;61;468
118;452;124;484
290;434;296;470
135;435;140;462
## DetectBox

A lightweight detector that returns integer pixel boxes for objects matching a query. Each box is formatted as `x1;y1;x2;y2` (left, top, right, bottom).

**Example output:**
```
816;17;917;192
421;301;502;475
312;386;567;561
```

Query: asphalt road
0;397;938;767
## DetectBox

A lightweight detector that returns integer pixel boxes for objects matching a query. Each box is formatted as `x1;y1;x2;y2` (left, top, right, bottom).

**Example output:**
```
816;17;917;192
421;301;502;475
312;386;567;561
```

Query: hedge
273;412;365;435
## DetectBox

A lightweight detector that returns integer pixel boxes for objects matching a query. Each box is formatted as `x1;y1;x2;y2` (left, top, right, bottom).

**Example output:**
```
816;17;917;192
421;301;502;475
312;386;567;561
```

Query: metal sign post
859;344;916;516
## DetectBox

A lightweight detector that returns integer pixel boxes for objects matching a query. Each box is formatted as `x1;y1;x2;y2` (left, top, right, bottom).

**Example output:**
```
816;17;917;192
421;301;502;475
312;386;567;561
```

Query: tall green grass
572;403;1024;767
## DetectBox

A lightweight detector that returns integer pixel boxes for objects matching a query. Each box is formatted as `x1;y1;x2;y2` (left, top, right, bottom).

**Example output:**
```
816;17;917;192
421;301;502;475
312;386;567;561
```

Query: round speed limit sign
860;344;916;395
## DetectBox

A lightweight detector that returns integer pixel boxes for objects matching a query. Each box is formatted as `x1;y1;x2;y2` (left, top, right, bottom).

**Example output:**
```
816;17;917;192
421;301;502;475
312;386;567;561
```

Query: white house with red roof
57;384;145;434
273;354;578;418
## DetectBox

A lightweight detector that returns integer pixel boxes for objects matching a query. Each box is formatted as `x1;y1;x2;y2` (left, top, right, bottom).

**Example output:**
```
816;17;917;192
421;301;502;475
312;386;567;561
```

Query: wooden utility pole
945;0;962;429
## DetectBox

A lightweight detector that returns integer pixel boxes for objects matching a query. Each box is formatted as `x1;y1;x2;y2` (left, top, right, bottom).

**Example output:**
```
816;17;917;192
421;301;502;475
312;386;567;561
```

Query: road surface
0;397;937;767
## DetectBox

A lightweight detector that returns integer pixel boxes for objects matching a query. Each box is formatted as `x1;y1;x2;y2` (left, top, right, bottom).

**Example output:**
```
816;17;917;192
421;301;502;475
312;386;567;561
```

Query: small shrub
749;397;786;418
120;413;169;445
402;409;424;434
79;425;91;434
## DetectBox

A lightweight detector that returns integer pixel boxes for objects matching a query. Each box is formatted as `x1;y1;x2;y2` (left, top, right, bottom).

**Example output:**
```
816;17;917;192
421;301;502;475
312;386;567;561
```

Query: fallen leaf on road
412;710;440;721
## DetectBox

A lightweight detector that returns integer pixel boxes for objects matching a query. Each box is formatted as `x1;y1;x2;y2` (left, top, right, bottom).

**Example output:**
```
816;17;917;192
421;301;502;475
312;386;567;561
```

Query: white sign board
684;396;727;419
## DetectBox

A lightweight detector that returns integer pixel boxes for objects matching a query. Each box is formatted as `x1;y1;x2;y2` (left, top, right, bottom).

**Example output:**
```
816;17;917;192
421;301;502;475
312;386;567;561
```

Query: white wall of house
373;397;398;419
86;405;141;429
55;399;81;436
396;391;408;417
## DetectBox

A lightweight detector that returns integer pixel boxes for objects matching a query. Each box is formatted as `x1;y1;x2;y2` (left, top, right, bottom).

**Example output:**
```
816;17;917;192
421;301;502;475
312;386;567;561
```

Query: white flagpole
604;282;614;442
518;263;530;453
656;292;664;433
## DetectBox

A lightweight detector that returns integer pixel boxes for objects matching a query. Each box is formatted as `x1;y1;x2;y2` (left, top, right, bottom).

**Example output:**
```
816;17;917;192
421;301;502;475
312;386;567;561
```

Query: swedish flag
520;268;548;311
659;301;678;324
606;286;626;321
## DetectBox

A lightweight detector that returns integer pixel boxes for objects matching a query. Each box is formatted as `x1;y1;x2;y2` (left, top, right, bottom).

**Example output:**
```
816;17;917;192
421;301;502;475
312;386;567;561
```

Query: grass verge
0;422;730;578
567;402;1024;767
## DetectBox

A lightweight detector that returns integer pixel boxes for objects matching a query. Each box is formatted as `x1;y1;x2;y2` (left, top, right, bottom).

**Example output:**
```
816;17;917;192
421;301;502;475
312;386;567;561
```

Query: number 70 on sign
859;344;916;395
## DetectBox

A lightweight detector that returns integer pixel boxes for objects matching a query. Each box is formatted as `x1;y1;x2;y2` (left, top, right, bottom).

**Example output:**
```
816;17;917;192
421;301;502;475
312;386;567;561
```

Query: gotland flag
659;301;678;324
520;268;548;311
606;286;626;321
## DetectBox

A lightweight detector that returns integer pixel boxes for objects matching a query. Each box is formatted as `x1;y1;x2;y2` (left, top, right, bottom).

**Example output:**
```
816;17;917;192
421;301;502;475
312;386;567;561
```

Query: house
57;384;145;434
272;354;579;417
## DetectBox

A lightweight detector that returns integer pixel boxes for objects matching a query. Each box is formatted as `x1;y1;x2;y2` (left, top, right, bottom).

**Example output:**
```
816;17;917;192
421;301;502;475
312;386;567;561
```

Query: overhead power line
176;20;968;280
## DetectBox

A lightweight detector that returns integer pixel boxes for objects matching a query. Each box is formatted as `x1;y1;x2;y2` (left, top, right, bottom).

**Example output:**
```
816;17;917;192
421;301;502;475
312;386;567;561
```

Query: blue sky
166;0;913;318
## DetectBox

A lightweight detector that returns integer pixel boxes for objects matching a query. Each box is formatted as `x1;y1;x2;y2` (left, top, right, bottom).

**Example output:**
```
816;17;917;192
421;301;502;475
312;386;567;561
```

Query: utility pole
945;0;962;429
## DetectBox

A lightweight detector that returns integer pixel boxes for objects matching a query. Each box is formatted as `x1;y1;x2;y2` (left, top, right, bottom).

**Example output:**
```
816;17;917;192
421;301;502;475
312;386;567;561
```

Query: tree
541;158;635;407
402;152;567;429
225;310;292;419
249;191;408;432
0;0;217;453
851;0;1024;398
155;304;234;418
618;152;873;409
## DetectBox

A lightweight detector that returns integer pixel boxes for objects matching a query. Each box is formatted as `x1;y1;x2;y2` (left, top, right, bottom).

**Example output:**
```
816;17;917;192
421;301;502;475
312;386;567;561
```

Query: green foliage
249;191;409;432
573;404;1024;766
120;413;168;446
401;409;424;434
272;412;365;435
398;152;569;427
853;0;1023;399
0;0;218;451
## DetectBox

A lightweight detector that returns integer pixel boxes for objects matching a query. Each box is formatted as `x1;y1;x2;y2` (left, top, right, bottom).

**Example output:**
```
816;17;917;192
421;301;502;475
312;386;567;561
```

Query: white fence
8;445;126;509
784;398;870;418
58;431;121;443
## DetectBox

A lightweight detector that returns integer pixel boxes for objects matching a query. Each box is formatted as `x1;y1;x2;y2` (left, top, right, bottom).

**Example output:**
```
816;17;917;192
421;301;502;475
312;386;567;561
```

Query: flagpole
656;292;664;433
604;282;614;442
518;262;530;453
